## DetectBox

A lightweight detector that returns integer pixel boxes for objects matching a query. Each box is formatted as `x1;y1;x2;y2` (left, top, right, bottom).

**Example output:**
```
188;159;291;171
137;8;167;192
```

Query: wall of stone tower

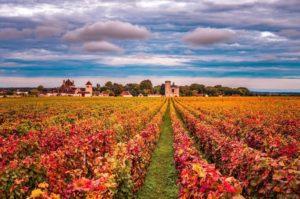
165;81;171;97
86;85;93;94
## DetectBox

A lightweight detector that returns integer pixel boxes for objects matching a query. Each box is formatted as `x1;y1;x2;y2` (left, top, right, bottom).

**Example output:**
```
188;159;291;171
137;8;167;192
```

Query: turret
85;81;93;94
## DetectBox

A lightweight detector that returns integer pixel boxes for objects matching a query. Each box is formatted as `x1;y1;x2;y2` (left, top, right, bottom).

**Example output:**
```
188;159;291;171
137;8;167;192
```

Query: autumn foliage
0;98;166;198
174;98;299;198
170;103;243;198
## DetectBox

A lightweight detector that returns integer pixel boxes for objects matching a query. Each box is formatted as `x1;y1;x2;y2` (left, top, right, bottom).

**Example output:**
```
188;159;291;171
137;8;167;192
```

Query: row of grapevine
170;103;243;198
0;99;166;198
176;97;299;141
175;98;299;160
0;100;163;171
174;101;299;198
0;98;164;137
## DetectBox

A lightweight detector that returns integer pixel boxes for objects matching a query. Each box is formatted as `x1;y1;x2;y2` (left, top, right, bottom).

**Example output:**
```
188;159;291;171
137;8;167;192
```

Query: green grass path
137;103;178;199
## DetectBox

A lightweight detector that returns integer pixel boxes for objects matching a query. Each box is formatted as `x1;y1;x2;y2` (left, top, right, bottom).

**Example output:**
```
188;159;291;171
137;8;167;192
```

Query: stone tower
165;80;180;97
85;81;93;94
165;80;171;97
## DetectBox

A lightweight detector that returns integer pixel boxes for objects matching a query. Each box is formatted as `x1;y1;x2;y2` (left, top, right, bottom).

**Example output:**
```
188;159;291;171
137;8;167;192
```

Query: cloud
0;23;66;40
259;31;286;42
278;29;300;39
83;41;123;52
0;28;32;40
63;20;151;42
100;55;193;66
182;28;236;46
35;26;64;38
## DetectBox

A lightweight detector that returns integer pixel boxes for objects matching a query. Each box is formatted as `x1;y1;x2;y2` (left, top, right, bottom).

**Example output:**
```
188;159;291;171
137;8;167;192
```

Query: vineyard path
137;103;178;199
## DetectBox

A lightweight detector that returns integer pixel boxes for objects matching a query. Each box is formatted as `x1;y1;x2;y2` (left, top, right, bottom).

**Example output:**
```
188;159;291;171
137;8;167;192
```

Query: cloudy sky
0;0;299;91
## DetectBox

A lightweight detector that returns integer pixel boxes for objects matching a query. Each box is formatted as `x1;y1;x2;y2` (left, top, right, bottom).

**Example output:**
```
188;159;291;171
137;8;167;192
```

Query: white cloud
83;41;123;52
260;31;287;42
63;20;150;42
183;28;236;46
100;55;192;66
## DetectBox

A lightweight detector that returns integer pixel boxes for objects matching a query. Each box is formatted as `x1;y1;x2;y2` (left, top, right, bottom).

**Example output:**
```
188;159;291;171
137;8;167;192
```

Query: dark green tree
105;81;113;89
95;83;101;91
125;83;140;96
112;83;124;96
237;87;251;96
160;83;165;95
37;85;44;92
140;79;153;95
153;85;161;94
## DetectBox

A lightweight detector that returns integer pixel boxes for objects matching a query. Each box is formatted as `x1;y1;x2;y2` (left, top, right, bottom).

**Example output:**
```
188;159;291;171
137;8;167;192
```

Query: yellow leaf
50;193;61;199
192;163;206;178
30;189;44;198
38;182;49;189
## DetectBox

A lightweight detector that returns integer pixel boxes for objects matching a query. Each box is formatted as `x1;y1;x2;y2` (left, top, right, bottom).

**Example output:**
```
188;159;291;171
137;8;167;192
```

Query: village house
165;80;180;97
16;90;29;96
120;91;133;97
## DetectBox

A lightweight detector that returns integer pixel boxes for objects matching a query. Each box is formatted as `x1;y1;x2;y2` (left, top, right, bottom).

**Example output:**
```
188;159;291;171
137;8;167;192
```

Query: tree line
94;80;251;96
0;80;251;97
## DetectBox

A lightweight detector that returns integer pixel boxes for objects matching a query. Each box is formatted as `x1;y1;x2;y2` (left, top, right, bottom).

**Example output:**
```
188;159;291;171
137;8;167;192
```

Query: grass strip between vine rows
137;102;178;199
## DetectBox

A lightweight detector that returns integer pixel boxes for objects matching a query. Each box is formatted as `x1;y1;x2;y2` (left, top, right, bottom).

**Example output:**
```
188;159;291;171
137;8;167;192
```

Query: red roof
86;81;92;85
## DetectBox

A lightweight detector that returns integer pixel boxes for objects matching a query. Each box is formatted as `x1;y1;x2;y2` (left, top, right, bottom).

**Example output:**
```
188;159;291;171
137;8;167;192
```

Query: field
0;97;299;198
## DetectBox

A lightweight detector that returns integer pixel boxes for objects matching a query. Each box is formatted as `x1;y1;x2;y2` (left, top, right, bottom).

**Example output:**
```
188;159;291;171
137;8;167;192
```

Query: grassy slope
137;104;178;199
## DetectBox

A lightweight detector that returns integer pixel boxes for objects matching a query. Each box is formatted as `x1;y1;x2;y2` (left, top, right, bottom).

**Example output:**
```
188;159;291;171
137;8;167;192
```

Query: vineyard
0;97;299;198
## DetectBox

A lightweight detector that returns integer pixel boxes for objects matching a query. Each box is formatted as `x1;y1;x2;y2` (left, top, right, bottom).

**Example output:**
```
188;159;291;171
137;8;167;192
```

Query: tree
190;84;205;94
160;83;165;95
153;85;161;94
105;81;113;89
112;83;124;96
30;89;39;97
95;83;101;91
125;83;140;96
237;87;251;96
140;79;153;95
37;85;44;92
206;86;218;96
179;85;192;96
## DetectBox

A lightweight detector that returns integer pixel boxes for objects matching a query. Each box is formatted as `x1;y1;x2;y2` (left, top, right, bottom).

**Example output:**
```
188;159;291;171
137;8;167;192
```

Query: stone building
58;79;93;97
59;79;78;94
79;81;93;97
165;80;179;97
